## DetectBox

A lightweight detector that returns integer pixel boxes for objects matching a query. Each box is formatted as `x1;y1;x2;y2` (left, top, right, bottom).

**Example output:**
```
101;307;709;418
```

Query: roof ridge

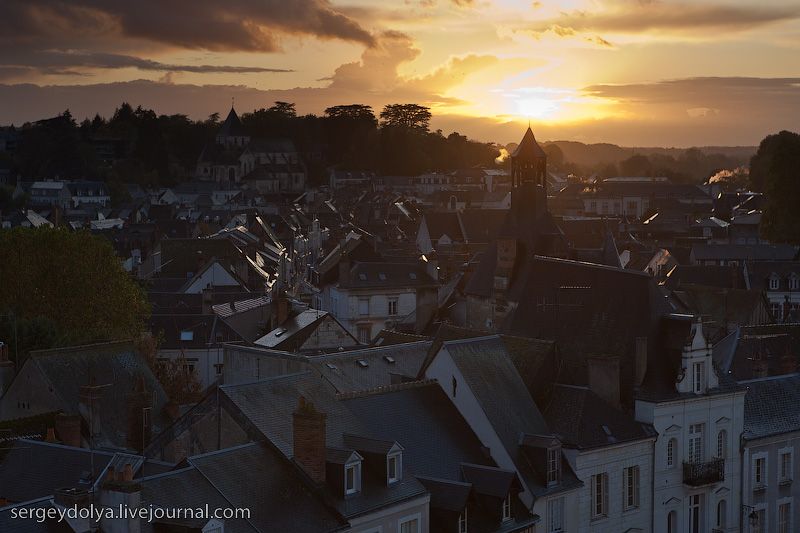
335;379;438;400
30;339;134;357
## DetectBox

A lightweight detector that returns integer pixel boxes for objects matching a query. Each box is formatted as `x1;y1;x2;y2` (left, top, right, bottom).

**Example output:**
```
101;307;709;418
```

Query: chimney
127;376;153;453
293;396;327;484
780;352;797;375
99;463;142;533
634;337;648;388
55;413;82;448
45;427;57;443
751;357;769;378
338;248;351;285
588;355;621;409
0;342;14;398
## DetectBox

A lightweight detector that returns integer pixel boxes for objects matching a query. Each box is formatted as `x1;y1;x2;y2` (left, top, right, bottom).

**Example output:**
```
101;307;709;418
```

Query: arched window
667;438;677;468
717;499;727;529
717;430;727;459
667;510;677;533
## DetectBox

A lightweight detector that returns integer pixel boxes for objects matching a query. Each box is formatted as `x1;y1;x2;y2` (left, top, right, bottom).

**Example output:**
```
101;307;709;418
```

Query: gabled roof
461;463;518;499
25;342;172;450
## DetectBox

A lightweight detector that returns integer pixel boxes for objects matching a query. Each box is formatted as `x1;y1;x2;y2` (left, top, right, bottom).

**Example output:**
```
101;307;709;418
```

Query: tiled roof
339;261;437;290
743;374;800;440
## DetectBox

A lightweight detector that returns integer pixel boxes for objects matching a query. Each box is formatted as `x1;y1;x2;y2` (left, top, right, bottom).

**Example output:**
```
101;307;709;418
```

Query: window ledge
753;484;766;493
779;478;793;487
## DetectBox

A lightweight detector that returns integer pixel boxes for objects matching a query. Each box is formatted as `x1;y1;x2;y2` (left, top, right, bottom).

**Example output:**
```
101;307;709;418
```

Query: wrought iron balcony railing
683;458;724;486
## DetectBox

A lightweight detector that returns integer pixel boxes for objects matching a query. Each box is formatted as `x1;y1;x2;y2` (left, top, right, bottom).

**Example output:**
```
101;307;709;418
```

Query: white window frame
716;499;727;529
358;298;370;316
547;497;564;533
591;472;608;519
623;465;640;510
689;494;703;533
753;453;768;490
387;452;402;484
667;438;677;468
688;424;705;464
345;461;361;495
692;362;706;394
547;447;561;485
779;447;793;484
502;494;512;522
770;275;780;290
717;429;727;459
752;505;767;533
398;513;421;533
778;498;792;533
388;297;398;316
458;507;468;533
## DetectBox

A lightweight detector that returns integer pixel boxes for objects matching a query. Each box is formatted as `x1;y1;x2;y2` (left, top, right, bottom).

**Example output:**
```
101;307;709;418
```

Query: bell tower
509;125;548;221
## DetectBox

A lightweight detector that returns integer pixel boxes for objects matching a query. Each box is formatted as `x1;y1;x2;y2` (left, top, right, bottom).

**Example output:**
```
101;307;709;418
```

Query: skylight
383;355;396;364
357;359;369;368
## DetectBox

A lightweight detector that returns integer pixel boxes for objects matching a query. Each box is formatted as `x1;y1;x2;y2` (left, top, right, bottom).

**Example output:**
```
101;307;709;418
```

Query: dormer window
387;452;402;484
769;274;780;290
547;447;561;485
502;495;512;522
345;461;361;495
790;275;799;290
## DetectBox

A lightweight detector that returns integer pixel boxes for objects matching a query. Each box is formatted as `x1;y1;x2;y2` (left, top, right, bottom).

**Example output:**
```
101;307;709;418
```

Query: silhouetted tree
380;104;432;133
751;130;800;243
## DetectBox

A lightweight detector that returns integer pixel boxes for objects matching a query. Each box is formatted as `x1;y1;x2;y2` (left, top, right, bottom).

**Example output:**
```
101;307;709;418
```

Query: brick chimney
99;462;142;533
293;396;327;484
588;355;621;409
55;413;82;448
45;427;57;443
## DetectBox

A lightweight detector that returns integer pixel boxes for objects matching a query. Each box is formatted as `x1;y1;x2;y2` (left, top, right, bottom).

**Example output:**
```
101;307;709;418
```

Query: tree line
0;102;501;191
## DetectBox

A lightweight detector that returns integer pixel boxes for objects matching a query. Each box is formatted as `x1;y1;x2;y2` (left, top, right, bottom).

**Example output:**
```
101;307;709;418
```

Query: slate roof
742;374;800;441
309;341;432;393
189;443;345;532
254;309;357;351
341;382;493;480
140;466;256;532
501;256;671;403
339;261;437;290
542;385;654;450
691;244;798;262
511;127;546;159
664;264;746;290
459;209;508;243
746;261;800;291
418;477;472;512
461;463;518;499
423;212;464;242
716;324;800;380
217;107;248;138
26;342;172;451
0;498;56;533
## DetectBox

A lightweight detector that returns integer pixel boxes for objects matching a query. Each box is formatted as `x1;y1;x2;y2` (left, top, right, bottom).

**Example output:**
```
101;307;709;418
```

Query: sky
0;0;799;146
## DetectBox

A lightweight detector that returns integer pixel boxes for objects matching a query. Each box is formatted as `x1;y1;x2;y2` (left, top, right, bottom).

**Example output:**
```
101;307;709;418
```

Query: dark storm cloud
528;3;800;38
0;51;294;77
0;0;375;54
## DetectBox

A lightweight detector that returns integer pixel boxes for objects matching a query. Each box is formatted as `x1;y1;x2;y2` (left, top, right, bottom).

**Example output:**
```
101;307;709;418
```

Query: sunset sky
1;0;799;146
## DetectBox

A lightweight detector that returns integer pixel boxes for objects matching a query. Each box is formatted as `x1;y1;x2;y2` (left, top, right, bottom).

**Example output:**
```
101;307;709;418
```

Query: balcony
683;458;725;486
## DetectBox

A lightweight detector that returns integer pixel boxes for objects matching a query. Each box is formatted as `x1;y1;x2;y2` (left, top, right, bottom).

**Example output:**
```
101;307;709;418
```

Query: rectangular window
754;456;767;488
547;498;564;533
387;453;401;484
753;508;766;533
358;298;370;315
399;516;420;533
502;495;512;522
624;466;640;510
693;362;705;394
357;325;371;344
591;473;608;519
388;298;398;316
781;450;793;483
547;448;561;485
689;494;703;533
345;463;360;495
779;502;791;533
688;424;704;464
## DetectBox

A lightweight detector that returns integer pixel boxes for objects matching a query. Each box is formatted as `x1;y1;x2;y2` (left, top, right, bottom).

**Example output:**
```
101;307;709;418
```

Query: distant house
745;260;800;321
689;244;798;266
67;180;110;207
0;341;172;453
26;180;72;209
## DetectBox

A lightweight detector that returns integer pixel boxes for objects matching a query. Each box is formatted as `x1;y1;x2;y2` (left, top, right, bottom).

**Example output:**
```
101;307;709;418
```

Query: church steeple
510;126;547;188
